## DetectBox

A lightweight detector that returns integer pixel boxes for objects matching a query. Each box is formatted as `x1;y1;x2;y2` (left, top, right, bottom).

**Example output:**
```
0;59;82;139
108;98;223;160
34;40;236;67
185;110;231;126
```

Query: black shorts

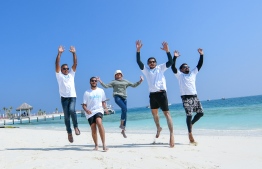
88;113;103;126
181;95;204;116
149;90;169;111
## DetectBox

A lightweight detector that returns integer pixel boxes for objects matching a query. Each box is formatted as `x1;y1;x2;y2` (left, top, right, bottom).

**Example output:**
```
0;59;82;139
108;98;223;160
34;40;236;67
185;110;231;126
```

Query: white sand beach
1;128;262;169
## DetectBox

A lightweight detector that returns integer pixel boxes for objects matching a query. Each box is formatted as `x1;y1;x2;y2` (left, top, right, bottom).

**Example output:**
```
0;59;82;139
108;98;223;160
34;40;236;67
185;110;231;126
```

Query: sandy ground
1;128;262;169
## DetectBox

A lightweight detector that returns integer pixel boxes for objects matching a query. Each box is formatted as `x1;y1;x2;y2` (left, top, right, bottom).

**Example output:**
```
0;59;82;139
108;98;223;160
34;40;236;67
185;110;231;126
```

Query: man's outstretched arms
136;40;144;70
55;45;64;73
196;48;204;71
160;41;173;68
171;50;180;74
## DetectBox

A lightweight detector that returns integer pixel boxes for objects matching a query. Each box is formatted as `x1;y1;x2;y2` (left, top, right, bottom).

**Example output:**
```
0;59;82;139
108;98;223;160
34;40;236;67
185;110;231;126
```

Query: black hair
147;57;157;63
61;64;68;69
179;63;188;70
90;77;96;81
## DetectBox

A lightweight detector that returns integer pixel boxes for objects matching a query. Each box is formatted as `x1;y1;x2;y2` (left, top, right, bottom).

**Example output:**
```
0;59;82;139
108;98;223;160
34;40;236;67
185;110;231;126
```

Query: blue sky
1;0;262;114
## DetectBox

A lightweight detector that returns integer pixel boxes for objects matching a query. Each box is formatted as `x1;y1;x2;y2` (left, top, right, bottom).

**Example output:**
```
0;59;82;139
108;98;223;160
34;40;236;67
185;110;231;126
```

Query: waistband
61;96;76;98
150;90;166;94
181;95;197;99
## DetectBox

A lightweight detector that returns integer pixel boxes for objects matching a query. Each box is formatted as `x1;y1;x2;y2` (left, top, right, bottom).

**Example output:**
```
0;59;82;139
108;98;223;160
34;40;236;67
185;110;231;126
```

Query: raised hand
160;41;169;52
198;48;204;55
96;77;102;83
58;45;65;53
174;50;180;58
136;40;143;52
139;75;144;82
69;46;76;53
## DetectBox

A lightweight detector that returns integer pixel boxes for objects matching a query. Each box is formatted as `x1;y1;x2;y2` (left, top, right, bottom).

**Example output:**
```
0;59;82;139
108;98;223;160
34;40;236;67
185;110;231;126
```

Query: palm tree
38;109;42;116
3;107;7;118
9;106;13;118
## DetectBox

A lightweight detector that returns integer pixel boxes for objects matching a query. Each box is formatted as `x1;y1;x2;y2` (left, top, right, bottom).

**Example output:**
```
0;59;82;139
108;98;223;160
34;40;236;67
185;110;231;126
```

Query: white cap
114;70;123;76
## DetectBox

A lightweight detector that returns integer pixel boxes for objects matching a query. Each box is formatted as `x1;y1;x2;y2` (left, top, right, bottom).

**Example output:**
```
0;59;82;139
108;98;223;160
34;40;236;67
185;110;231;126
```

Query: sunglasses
62;68;69;70
182;66;190;69
91;80;97;82
148;61;156;64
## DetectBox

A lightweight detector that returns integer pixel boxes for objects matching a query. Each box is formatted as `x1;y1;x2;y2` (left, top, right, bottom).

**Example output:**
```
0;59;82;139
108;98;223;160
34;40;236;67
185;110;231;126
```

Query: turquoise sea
3;95;262;136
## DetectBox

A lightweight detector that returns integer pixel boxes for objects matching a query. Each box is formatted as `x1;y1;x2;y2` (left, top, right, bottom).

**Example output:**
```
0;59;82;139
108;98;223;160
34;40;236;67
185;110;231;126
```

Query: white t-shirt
174;67;198;95
82;87;107;119
56;70;77;97
141;63;168;92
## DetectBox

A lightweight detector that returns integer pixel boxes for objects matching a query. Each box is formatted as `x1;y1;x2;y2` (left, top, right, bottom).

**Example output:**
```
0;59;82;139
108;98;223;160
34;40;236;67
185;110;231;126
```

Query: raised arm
171;50;180;74
160;41;173;68
136;40;144;70
127;76;144;88
196;48;204;71
55;45;64;73
139;75;144;83
69;46;77;72
96;77;113;88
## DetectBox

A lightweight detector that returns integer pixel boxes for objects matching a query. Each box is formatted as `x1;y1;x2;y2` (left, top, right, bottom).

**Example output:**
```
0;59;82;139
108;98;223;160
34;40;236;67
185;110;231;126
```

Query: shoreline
1;128;262;169
1;123;262;137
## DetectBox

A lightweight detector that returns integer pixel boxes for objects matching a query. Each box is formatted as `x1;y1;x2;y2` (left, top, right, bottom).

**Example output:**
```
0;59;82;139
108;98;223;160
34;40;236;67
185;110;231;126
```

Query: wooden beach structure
16;102;33;117
15;102;33;124
0;110;82;126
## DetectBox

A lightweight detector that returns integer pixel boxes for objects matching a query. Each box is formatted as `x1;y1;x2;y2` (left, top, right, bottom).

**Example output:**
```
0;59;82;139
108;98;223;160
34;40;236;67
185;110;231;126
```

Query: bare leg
188;132;195;143
96;118;108;151
151;109;162;138
163;111;174;148
188;123;196;143
90;123;98;150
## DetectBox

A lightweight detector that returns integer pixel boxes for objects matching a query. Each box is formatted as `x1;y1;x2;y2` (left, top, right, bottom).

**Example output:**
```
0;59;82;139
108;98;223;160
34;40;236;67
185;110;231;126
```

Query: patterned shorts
181;95;204;116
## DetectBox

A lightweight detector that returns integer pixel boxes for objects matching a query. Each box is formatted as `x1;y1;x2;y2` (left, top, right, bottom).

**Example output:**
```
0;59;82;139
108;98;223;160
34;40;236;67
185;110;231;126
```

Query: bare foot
121;130;127;138
170;134;175;148
156;127;162;138
103;145;109;152
93;145;99;151
188;133;195;143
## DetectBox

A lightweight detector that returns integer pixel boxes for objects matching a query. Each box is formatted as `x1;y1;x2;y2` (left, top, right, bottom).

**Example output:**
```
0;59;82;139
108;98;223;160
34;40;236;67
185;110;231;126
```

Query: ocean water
3;95;262;136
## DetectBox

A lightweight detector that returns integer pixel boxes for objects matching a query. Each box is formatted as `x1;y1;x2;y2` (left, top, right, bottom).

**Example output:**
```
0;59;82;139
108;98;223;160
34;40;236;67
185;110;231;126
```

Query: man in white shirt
136;40;174;148
171;48;204;144
55;45;80;143
82;77;109;152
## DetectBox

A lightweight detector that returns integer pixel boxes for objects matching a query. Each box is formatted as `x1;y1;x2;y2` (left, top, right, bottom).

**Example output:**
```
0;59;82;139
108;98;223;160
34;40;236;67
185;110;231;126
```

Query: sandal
75;127;80;135
121;130;127;138
68;133;74;143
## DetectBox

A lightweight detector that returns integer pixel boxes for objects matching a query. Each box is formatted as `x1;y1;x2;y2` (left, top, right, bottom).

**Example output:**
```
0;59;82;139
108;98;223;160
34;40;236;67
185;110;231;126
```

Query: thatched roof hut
16;103;33;116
